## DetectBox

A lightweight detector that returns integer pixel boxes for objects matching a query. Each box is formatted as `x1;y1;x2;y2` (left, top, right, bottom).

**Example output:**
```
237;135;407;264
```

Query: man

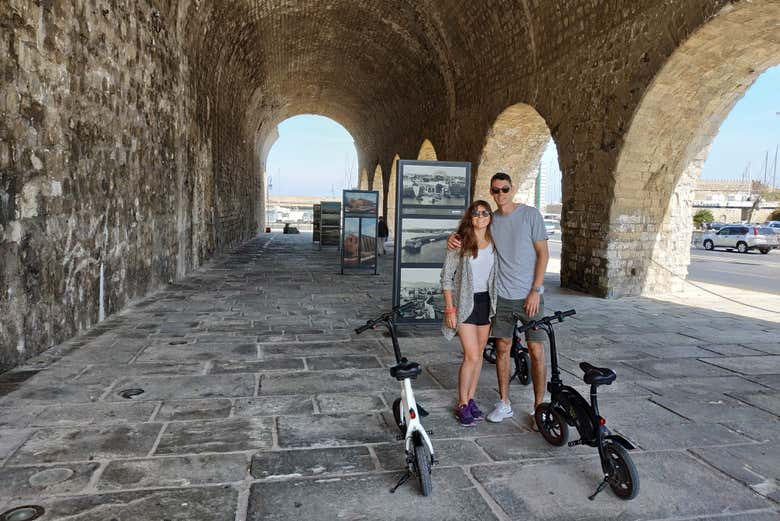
447;172;549;429
377;217;389;255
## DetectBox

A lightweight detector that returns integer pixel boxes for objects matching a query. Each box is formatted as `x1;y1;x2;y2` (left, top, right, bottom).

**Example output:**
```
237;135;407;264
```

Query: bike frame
384;315;435;463
535;319;635;461
400;377;435;458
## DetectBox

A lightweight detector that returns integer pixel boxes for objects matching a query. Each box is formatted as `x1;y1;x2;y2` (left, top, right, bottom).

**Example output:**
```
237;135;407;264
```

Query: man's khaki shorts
492;295;546;343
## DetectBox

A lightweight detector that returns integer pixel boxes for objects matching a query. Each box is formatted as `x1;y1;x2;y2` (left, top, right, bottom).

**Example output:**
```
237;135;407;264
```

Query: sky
267;65;779;199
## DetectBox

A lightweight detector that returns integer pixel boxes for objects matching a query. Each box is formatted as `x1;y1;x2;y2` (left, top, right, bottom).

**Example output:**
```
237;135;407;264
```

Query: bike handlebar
512;309;576;334
354;302;416;334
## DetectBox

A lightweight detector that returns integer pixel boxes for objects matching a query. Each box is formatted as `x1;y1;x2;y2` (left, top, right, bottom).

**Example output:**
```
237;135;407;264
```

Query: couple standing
440;172;550;427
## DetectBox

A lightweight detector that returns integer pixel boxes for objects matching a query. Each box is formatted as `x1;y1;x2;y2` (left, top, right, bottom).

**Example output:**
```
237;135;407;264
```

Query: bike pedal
568;439;583;447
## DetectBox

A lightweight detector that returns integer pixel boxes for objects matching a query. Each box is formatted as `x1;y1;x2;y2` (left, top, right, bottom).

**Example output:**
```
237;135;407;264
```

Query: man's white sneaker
486;401;513;422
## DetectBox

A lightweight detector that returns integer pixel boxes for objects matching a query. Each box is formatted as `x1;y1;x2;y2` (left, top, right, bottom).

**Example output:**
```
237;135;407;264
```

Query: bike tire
516;352;531;385
414;442;433;496
604;441;639;500
483;338;497;364
392;398;406;434
535;403;569;446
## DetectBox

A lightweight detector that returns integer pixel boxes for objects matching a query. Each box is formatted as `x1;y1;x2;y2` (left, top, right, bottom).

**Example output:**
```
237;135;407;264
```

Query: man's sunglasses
490;186;511;194
470;210;492;218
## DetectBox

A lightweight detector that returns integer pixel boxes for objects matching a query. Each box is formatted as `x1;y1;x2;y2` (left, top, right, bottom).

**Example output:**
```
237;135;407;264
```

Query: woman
440;200;497;426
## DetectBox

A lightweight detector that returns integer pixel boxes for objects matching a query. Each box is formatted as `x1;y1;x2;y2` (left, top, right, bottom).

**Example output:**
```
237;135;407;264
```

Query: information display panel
313;204;321;242
392;160;471;324
341;190;378;274
320;202;341;246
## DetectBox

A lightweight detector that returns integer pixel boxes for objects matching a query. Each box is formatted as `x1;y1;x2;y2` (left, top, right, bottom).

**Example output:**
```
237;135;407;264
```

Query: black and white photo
401;218;459;263
401;163;468;207
399;267;444;321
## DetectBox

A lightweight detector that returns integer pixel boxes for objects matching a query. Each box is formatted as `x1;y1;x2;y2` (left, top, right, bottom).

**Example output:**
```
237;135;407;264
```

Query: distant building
266;195;340;223
693;180;778;223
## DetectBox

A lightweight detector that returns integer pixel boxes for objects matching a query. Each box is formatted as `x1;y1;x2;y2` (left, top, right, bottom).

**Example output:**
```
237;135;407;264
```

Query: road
547;237;780;295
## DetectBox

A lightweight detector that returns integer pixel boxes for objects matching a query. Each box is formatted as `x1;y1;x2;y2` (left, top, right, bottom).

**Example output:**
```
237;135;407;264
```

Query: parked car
702;225;779;254
544;219;560;236
764;220;780;230
704;222;726;231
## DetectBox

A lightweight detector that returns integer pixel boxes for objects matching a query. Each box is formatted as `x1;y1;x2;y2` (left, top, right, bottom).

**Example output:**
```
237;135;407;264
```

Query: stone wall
0;1;258;371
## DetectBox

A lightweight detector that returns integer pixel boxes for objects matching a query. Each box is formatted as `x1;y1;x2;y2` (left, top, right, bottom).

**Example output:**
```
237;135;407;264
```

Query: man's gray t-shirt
491;204;547;299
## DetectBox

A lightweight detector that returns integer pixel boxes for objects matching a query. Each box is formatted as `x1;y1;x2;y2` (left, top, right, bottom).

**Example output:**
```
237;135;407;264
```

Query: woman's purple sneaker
457;403;477;427
468;399;484;421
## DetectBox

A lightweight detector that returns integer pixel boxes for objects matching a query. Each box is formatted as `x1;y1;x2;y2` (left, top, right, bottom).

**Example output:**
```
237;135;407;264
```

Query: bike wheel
535;403;568;446
483;338;497;364
515;352;531;385
392;398;406;434
604;441;639;500
414;442;433;496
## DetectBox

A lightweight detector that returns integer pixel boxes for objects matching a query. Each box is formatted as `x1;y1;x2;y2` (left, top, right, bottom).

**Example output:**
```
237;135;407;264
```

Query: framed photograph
400;162;469;208
398;268;444;322
344;190;378;215
341;191;377;274
400;218;459;264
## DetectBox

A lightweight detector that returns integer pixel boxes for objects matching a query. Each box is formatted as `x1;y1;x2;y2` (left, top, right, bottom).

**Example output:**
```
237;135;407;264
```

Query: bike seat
580;362;616;386
390;359;422;380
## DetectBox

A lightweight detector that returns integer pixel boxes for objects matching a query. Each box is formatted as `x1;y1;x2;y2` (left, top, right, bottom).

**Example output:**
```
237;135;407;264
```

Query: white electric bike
355;302;436;496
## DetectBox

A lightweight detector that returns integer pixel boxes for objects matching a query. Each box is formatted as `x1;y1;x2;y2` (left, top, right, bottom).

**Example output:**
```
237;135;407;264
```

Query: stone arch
358;168;370;190
371;164;384;217
610;1;780;295
474;103;554;208
417;139;438;161
386;154;401;239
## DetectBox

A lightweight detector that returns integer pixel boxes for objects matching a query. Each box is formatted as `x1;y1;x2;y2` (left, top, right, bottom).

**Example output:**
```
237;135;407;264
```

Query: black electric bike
482;332;531;385
515;309;640;501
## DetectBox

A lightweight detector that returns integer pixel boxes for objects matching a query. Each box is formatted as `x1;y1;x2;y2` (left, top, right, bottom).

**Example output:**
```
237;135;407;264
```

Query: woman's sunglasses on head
490;186;511;194
470;210;492;218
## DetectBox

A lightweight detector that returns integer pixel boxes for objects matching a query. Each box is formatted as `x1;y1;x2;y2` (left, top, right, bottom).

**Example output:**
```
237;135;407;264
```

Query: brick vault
1;0;778;369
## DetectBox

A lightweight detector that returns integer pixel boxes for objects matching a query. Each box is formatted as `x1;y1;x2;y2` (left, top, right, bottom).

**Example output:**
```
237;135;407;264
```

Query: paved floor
0;234;778;520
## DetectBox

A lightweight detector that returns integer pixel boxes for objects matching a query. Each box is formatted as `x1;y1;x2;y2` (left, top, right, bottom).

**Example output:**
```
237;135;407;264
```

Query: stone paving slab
305;354;383;370
26;401;158;427
624;357;738;378
0;383;108;406
0;429;32;461
106;374;256;401
691;443;780;502
98;453;248;491
209;359;305;373
475;432;594;461
315;392;386;414
0;462;99;499
155;418;274;455
7;423;163;465
135;341;260;362
1;485;239;520
247;467;500;521
638;376;771;397
251;446;375;479
650;394;780;424
471;451;773;521
703;356;780;376
608;421;755;450
278;413;395;448
234;395;314;417
155;398;233;421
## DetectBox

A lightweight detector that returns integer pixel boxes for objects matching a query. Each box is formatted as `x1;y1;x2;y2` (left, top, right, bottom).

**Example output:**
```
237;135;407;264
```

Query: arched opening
265;115;358;231
474;103;556;209
386;154;401;239
417;139;438;161
371;164;384;218
610;1;780;295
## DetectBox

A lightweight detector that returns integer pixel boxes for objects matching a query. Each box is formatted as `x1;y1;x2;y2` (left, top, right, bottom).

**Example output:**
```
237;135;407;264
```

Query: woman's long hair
456;199;493;258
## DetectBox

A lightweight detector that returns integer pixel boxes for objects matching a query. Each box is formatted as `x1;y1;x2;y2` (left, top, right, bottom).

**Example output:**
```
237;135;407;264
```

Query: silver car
702;225;780;254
